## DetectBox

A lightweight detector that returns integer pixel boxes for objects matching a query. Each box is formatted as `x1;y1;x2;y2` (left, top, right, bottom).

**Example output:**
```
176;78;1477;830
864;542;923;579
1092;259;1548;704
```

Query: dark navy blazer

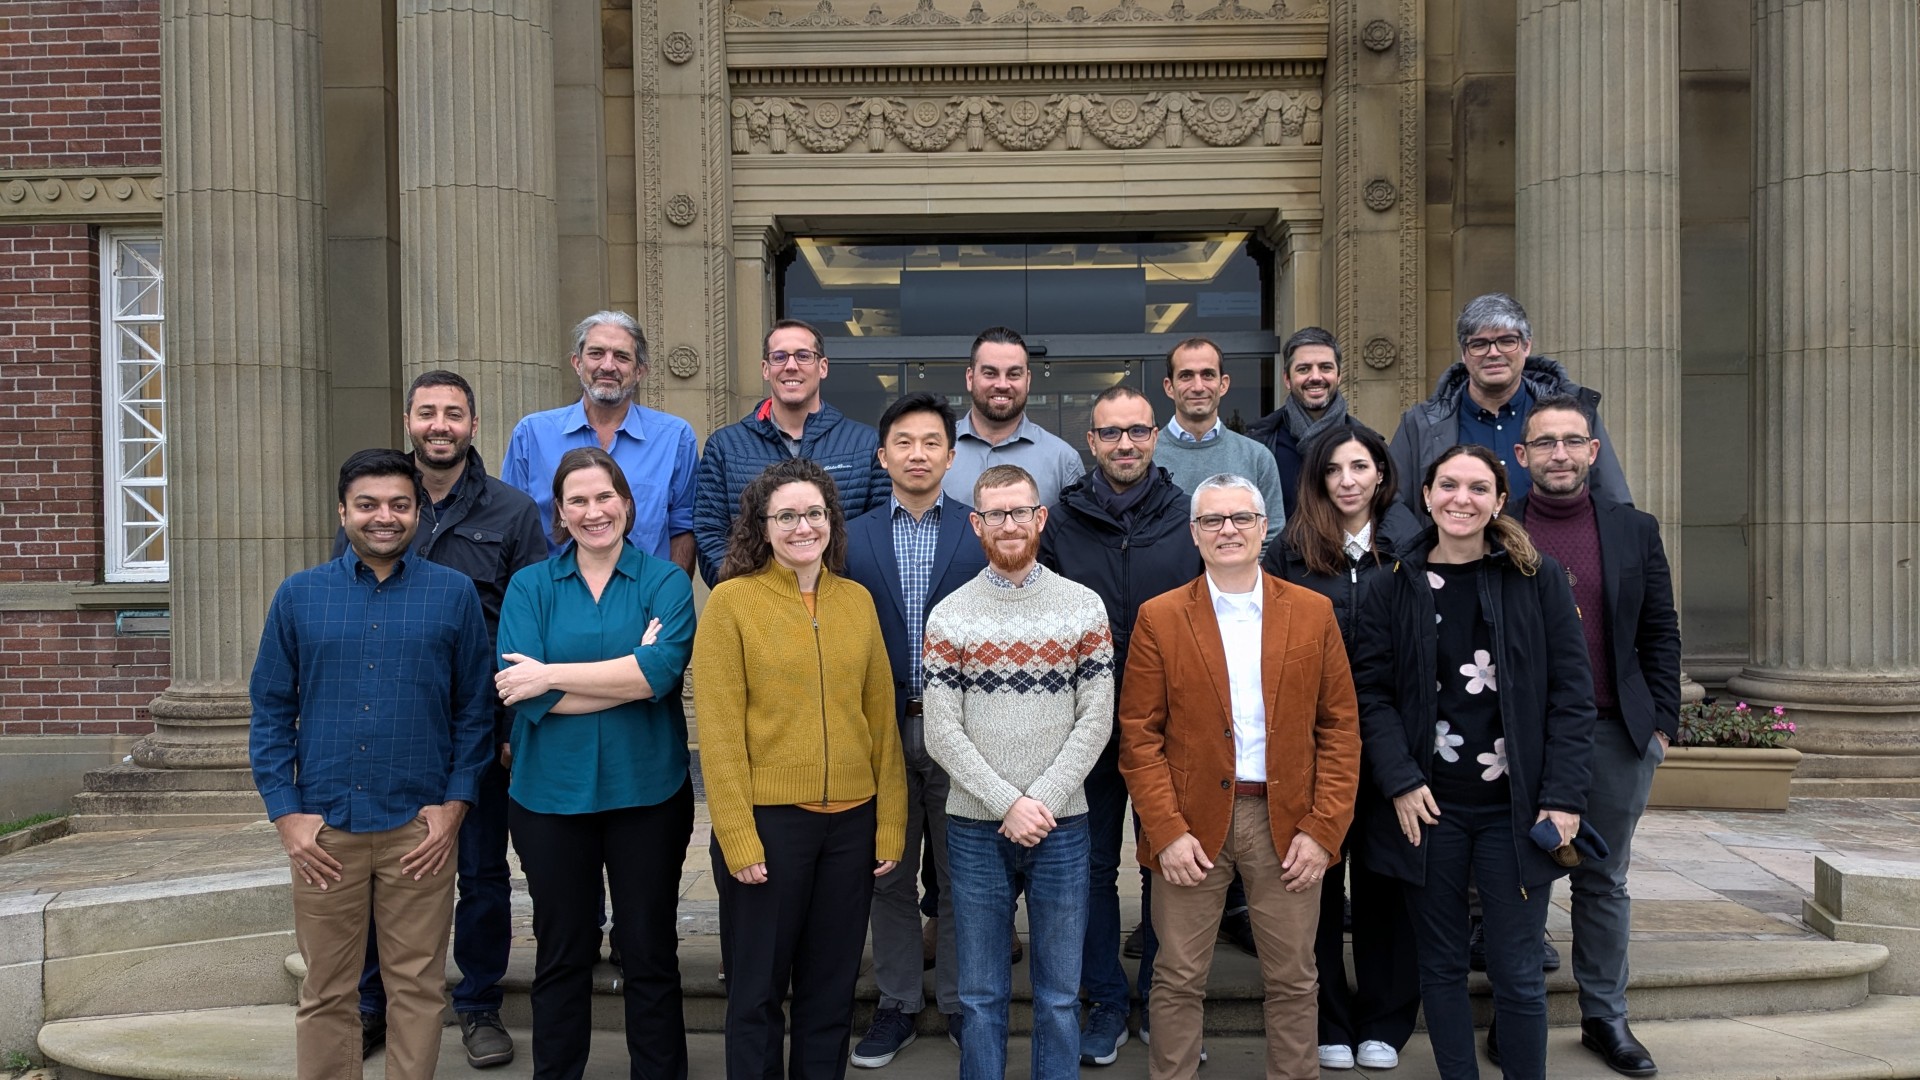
843;495;989;725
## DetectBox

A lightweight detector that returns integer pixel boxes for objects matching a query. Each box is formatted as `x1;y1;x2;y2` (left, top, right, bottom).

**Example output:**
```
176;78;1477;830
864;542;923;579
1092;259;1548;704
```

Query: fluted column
142;0;331;769
399;0;565;455
1727;0;1920;759
1515;0;1698;700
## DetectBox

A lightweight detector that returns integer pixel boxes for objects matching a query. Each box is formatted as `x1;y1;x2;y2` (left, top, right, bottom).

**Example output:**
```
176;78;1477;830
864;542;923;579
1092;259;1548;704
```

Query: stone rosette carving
0;172;163;219
1362;336;1397;370
725;0;1319;26
667;345;702;378
731;88;1322;153
1363;178;1396;211
1361;18;1395;51
665;193;699;226
663;30;696;63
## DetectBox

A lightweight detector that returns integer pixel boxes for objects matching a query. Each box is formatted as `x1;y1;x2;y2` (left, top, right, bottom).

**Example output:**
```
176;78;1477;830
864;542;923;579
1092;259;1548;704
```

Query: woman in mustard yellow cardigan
693;457;907;1080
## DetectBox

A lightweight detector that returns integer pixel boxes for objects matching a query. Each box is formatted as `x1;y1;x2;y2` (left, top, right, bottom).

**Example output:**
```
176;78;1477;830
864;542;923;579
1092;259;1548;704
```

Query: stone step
79;763;259;792
39;996;1920;1080
1791;775;1920;798
68;789;267;833
1789;752;1920;779
283;934;1887;1035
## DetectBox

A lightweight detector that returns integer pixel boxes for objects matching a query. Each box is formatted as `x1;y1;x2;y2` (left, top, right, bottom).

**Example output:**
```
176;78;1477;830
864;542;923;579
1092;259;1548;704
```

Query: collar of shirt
559;398;650;443
891;493;944;521
1205;572;1263;619
985;563;1043;589
957;411;1042;450
550;540;645;583
1165;416;1223;443
348;551;412;582
1461;379;1533;423
1343;521;1374;563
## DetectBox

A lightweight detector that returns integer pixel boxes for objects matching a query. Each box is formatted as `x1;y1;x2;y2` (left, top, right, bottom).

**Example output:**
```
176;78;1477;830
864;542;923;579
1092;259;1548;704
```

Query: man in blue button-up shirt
502;311;699;572
250;448;494;1080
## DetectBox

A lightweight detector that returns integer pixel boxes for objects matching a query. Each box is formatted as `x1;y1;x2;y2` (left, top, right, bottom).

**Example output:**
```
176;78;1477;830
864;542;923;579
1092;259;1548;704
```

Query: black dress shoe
1581;1017;1658;1077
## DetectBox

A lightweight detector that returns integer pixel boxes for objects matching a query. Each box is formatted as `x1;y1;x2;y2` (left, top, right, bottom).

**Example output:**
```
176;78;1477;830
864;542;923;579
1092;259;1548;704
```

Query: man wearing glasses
1039;386;1202;1066
693;318;889;586
1385;293;1632;513
1508;394;1678;1078
1117;473;1361;1080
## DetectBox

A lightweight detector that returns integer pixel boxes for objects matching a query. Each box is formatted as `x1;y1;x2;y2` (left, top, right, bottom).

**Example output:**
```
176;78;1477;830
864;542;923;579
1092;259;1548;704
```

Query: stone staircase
66;765;265;833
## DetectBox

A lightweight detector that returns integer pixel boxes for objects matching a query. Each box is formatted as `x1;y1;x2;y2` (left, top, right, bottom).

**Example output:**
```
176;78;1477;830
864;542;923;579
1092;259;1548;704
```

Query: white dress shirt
1206;573;1268;782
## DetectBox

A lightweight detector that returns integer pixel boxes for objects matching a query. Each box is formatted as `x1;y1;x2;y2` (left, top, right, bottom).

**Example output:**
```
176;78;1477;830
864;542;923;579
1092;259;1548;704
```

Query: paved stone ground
6;786;1919;947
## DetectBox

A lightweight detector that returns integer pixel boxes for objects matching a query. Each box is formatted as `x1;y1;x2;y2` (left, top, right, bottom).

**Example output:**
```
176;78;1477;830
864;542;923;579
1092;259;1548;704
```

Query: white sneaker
1319;1044;1356;1069
1356;1040;1399;1069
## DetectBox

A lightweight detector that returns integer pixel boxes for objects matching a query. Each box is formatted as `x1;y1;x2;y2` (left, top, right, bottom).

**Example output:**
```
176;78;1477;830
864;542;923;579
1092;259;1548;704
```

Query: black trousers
713;801;878;1080
510;780;696;1080
1314;834;1421;1049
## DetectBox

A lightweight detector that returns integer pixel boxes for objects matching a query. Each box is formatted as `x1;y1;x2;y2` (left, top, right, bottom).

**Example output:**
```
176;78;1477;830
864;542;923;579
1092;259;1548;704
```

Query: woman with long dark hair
1262;426;1422;1071
1350;444;1595;1080
494;446;696;1080
693;457;907;1080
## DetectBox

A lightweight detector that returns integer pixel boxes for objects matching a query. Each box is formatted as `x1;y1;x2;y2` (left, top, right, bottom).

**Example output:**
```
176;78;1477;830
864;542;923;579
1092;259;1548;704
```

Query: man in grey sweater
1156;337;1286;552
923;462;1116;1080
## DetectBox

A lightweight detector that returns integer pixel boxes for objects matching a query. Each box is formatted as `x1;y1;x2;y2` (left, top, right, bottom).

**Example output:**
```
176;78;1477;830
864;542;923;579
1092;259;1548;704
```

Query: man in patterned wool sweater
923;463;1116;1080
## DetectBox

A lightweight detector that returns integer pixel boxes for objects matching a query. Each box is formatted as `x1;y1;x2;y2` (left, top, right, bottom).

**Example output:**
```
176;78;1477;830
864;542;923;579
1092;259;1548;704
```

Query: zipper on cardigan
813;611;830;806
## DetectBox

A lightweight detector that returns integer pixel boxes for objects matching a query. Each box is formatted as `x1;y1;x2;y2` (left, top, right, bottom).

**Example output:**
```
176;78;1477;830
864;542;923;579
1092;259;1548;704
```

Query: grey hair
1455;293;1532;347
571;310;650;368
1190;473;1267;518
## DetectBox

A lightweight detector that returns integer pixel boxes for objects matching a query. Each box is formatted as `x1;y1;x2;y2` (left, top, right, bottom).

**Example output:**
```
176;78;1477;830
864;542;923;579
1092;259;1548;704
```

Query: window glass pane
102;232;168;580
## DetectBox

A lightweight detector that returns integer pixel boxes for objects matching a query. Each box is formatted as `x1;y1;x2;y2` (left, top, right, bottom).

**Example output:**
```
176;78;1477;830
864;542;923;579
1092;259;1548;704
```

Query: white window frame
100;228;168;582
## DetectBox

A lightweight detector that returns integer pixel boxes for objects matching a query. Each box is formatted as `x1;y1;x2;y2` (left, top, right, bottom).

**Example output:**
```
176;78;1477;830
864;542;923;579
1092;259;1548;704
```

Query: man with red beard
923;464;1115;1080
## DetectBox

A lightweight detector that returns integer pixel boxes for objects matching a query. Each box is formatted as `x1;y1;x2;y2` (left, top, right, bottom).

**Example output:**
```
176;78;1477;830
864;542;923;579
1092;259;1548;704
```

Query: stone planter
1647;745;1803;812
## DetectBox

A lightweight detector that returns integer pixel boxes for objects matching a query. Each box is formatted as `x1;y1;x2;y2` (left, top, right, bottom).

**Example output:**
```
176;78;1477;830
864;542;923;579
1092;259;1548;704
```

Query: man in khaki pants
250;448;495;1079
1118;473;1361;1079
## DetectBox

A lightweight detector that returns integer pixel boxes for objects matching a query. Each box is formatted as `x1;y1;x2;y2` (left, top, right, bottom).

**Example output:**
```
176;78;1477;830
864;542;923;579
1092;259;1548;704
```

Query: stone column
1728;0;1920;765
1514;0;1700;700
139;0;331;771
398;0;565;456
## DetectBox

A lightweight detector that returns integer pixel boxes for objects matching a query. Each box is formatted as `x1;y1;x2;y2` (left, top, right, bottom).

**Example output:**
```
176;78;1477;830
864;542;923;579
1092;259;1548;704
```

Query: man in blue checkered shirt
250;448;494;1080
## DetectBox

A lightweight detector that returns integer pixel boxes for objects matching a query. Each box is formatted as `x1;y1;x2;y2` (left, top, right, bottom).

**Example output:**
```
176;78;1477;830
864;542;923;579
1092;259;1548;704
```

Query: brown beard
982;531;1040;575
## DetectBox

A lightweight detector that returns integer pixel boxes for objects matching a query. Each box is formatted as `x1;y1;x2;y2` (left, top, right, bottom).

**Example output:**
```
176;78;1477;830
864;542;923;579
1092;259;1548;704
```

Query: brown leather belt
903;698;924;717
1233;780;1266;797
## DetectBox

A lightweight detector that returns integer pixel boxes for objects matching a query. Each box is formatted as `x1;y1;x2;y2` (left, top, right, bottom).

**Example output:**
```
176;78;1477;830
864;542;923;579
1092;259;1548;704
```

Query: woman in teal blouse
495;446;695;1080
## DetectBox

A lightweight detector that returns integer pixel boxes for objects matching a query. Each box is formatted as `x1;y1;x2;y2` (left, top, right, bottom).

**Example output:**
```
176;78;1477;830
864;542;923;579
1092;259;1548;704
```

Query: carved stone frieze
1360;17;1394;50
1362;178;1395;210
665;193;699;225
667;344;702;378
1362;336;1396;369
663;30;696;62
725;0;1325;27
0;171;163;220
730;88;1321;153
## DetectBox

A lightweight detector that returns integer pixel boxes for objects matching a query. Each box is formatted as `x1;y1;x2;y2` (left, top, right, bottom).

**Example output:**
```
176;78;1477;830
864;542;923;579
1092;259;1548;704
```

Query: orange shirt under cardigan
1117;572;1362;872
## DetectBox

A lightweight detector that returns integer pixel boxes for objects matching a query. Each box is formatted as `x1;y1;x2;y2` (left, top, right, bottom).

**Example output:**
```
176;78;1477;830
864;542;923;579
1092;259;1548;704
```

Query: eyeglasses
974;506;1041;527
1091;424;1157;444
1193;511;1265;532
1523;435;1593;453
1464;334;1525;357
765;349;823;368
764;507;828;531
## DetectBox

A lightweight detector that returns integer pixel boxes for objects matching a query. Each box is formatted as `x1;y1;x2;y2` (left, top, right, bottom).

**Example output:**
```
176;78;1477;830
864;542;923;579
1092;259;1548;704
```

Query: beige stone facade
18;0;1903;806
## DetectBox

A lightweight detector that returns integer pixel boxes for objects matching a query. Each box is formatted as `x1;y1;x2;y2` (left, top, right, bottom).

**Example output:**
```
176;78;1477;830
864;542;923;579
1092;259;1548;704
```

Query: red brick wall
0;224;102;584
0;0;163;170
0;610;166;735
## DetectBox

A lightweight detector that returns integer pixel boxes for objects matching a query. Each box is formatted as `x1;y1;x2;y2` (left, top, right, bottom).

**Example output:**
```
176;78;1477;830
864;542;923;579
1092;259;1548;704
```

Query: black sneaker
850;1007;917;1068
360;1011;386;1060
459;1011;515;1068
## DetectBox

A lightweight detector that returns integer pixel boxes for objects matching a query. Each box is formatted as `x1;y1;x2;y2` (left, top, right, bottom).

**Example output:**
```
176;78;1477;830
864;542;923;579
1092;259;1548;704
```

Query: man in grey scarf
1248;327;1374;518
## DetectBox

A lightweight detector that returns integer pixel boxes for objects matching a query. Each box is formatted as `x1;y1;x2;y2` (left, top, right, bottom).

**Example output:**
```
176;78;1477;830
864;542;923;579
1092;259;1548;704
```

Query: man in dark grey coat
1387;293;1632;512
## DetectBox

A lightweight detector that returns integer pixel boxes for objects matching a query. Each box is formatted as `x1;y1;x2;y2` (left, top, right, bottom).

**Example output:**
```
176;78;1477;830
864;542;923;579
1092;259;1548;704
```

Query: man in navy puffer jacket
694;318;889;586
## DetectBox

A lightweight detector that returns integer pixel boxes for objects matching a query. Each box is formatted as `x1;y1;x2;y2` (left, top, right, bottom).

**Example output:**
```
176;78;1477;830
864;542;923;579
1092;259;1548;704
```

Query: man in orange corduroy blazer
1118;473;1362;1080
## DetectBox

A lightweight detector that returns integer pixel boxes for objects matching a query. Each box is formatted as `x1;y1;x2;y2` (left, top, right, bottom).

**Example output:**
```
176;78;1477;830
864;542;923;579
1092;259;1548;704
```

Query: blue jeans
949;812;1090;1080
1081;741;1130;1012
1409;800;1551;1080
360;757;512;1015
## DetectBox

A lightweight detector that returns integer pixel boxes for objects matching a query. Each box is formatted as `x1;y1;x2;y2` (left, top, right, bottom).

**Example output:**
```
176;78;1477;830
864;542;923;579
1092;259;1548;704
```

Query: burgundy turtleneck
1524;488;1616;709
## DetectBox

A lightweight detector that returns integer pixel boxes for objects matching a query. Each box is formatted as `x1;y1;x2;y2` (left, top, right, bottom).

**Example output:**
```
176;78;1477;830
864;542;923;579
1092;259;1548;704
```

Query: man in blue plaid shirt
250;448;494;1080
